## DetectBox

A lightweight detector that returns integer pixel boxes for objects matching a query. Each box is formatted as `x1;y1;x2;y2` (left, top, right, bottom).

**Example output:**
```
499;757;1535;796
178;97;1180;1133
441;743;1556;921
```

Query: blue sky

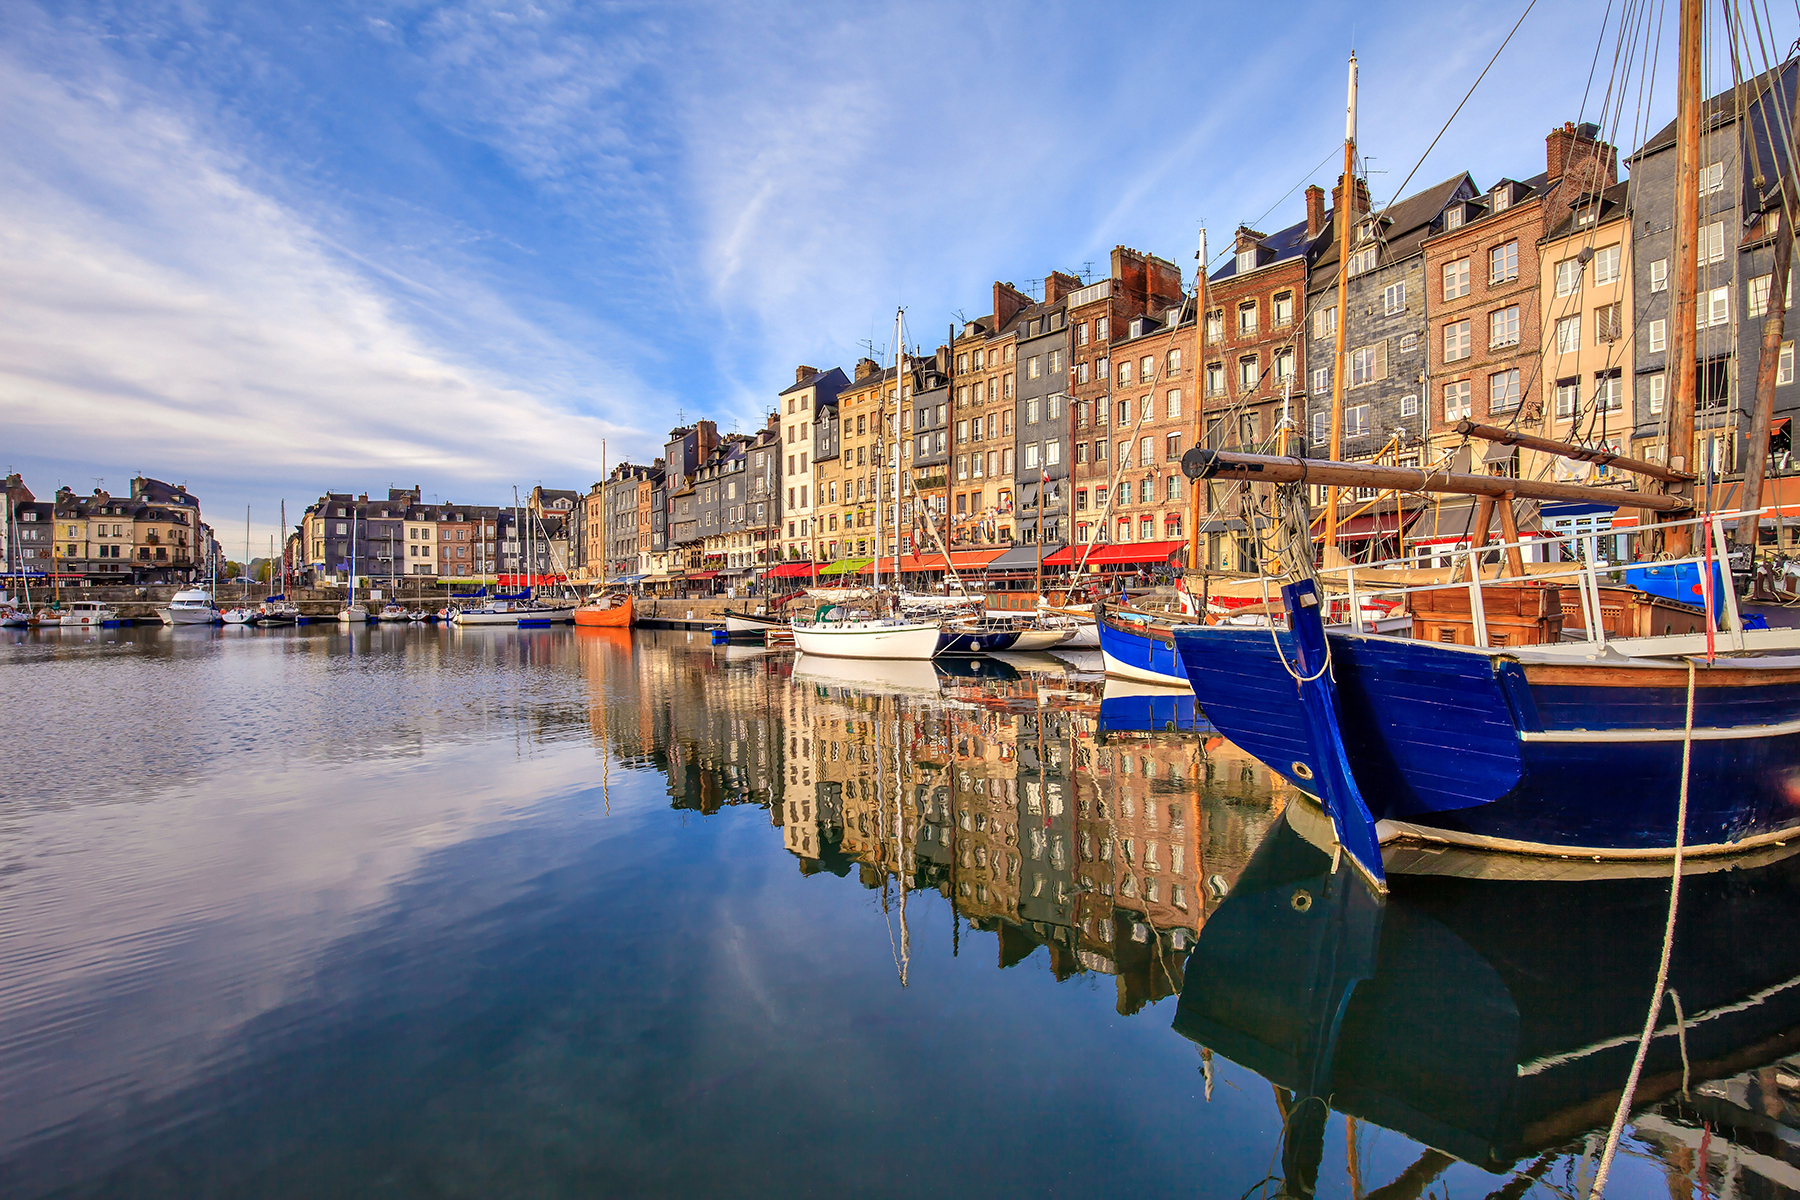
0;0;1731;551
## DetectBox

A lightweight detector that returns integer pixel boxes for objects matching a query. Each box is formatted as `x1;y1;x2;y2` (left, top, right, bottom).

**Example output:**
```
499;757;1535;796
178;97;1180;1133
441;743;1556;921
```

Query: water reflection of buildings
573;631;1286;1012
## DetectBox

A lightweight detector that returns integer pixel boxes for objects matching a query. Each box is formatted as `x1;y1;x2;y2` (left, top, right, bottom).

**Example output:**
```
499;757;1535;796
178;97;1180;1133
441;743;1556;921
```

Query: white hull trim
1519;717;1800;743
451;611;522;626
164;608;219;625
1010;627;1075;651
1100;648;1193;692
791;621;940;660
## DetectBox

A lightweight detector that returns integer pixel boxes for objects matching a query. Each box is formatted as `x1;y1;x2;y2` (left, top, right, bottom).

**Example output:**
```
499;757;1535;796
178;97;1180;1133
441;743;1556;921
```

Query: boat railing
1313;508;1760;651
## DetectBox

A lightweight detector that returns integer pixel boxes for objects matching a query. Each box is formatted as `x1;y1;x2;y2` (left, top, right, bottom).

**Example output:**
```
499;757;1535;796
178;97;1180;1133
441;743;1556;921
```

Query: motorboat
0;606;27;628
220;606;257;625
58;600;120;628
252;600;300;625
163;588;220;625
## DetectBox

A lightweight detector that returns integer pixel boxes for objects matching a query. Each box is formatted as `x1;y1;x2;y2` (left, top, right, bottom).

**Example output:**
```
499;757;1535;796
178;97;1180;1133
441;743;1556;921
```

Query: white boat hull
724;613;785;635
164;607;219;625
1101;646;1193;691
221;609;256;625
60;610;118;627
451;610;521;626
791;620;940;660
337;606;370;623
1010;627;1075;651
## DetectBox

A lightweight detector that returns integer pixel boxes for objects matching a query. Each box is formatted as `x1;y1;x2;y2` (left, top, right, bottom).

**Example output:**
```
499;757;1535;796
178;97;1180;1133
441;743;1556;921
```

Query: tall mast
877;307;901;592
600;440;607;589
1188;227;1210;572
1663;0;1703;554
1324;51;1359;556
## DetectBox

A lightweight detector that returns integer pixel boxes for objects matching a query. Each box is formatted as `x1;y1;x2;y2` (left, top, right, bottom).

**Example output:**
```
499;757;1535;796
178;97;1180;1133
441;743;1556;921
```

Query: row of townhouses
577;64;1800;585
3;474;223;585
40;68;1796;595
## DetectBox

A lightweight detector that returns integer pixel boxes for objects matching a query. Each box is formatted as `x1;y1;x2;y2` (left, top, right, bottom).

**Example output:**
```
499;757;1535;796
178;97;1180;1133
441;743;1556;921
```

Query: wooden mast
1664;0;1703;554
1188;228;1209;572
1738;70;1800;545
1324;51;1359;557
1452;419;1696;483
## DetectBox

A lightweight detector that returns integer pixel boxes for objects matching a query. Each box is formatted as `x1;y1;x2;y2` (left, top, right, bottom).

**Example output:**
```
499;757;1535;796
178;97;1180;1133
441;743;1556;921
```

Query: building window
1489;241;1518;284
1349;342;1386;386
1206;363;1226;397
1489;369;1521;412
1383;281;1406;315
1646;374;1666;414
1311;307;1336;340
1345;404;1370;437
1205;309;1223;343
1489;305;1520;349
1443;258;1471;300
1310;410;1328;445
1166;389;1182;419
1650;258;1668;292
1594;302;1623;343
1077;361;1090;384
1118;360;1132;386
1347;246;1377;276
1649;318;1666;353
1700;161;1725;195
1273;292;1294;326
1443;205;1464;231
1236;248;1257;274
1166;431;1183;460
1401;393;1419;417
1592;245;1621;286
1237;302;1257;335
1556;315;1581;355
1140;355;1154;382
1593;372;1623;411
1750;274;1773;318
1782;343;1796;386
1312;366;1329;394
1096;317;1108;339
1238;355;1259;391
1700;221;1726;265
1701;286;1730;327
1555;378;1580;420
1443;320;1472;362
1445;379;1472;421
1555;258;1582;297
1166;348;1181;376
1274;348;1294;381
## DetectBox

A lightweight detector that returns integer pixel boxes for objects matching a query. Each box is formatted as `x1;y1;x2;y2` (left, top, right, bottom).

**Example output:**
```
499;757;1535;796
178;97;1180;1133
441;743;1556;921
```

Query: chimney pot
1305;185;1326;238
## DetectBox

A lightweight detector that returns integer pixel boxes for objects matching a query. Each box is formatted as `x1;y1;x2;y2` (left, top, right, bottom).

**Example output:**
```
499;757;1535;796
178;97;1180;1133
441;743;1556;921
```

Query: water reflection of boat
1173;814;1800;1190
931;655;1019;683
791;652;941;695
1098;677;1209;735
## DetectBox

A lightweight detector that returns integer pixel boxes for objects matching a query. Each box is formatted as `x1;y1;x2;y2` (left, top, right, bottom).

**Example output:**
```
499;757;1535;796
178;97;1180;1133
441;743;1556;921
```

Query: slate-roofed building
779;366;846;563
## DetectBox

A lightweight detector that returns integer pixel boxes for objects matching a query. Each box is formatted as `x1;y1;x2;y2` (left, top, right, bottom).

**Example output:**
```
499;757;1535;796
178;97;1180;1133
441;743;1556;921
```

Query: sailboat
338;503;370;623
1168;26;1800;884
791;308;941;661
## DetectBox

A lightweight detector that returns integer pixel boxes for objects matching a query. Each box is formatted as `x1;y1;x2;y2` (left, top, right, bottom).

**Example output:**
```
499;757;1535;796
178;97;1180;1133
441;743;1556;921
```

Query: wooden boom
1451;419;1695;484
1178;448;1693;513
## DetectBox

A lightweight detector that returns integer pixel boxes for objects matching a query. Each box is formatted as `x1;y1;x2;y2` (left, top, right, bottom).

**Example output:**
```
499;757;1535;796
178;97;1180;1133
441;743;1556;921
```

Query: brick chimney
696;419;719;460
794;365;817;384
1331;173;1371;225
1044;270;1082;304
1305;185;1326;239
1544;121;1618;230
935;344;950;374
854;356;880;381
993;281;1031;331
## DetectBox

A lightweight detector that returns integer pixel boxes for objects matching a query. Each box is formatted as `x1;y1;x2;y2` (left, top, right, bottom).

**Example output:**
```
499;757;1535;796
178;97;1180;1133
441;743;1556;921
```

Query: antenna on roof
1081;262;1094;282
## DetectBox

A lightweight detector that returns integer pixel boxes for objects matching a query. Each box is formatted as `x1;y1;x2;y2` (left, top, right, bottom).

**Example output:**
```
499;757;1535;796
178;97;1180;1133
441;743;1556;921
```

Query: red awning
1040;539;1186;567
947;549;1007;570
686;570;719;580
766;562;817;578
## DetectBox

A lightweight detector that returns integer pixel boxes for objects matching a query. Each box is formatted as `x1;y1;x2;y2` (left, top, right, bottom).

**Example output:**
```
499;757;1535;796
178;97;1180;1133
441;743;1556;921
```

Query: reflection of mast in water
878;703;909;987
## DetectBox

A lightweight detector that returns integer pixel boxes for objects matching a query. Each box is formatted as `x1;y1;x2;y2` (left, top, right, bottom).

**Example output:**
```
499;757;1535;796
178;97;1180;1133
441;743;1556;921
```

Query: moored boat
935;615;1021;656
220;606;257;625
337;604;371;624
790;603;940;660
58;601;120;628
375;603;409;622
720;606;784;641
163;588;220;625
574;593;635;628
1096;604;1193;690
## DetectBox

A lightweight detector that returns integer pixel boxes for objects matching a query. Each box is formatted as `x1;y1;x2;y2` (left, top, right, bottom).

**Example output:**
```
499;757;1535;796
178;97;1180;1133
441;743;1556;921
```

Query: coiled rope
1589;656;1699;1197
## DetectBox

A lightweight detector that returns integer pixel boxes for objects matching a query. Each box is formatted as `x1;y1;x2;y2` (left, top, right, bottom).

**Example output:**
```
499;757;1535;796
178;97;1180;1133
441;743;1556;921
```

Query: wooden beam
1496;492;1526;578
1179;449;1694;513
1452;420;1695;484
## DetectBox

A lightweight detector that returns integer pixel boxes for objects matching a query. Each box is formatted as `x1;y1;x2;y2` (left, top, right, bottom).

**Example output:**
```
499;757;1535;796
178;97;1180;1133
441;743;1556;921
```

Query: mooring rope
1589;655;1698;1197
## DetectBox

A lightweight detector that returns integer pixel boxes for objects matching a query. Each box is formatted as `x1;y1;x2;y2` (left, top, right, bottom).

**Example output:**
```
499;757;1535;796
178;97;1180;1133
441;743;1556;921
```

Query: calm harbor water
0;623;1796;1198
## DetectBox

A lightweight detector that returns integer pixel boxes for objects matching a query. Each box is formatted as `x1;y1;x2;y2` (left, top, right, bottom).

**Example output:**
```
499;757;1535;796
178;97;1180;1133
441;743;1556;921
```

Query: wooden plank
1452;419;1696;484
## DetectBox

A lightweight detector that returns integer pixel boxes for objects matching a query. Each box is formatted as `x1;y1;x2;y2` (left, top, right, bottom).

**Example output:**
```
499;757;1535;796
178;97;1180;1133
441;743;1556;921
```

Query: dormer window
1358;220;1377;243
1491;185;1512;212
1236;248;1258;274
1347;246;1378;276
1443;205;1465;231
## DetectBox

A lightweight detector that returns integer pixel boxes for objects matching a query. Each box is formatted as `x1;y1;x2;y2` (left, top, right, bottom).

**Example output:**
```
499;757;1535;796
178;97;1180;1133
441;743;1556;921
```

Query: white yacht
790;603;940;660
163;588;220;625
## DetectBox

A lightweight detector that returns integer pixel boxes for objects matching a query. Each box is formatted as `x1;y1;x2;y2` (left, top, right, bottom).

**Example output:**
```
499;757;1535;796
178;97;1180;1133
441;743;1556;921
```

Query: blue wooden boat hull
935;627;1020;655
1097;613;1190;686
1172;624;1800;855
